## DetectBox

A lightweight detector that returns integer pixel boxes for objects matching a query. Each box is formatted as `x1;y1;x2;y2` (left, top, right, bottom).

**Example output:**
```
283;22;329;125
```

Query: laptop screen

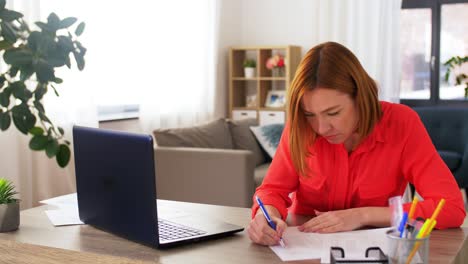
73;126;159;246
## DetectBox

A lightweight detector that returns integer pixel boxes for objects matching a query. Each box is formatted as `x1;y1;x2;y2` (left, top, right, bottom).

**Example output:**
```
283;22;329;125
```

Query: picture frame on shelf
246;94;257;108
265;90;286;108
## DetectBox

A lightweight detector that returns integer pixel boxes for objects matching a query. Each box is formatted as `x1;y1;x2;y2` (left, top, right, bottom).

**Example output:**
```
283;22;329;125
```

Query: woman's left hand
298;208;365;233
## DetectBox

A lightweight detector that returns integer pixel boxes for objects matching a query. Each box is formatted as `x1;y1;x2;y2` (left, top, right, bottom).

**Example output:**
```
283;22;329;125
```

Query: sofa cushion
227;118;266;166
153;118;233;149
438;150;462;171
250;123;284;159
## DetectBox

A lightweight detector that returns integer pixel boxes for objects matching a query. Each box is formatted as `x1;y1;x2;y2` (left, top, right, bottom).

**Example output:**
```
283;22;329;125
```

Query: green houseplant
0;177;19;232
243;59;256;68
243;59;256;78
0;0;86;167
443;55;468;98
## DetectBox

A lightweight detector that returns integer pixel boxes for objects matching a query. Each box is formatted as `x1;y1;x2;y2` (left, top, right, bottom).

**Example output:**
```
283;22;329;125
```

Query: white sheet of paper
270;227;391;263
40;193;78;208
44;208;84;226
40;193;84;226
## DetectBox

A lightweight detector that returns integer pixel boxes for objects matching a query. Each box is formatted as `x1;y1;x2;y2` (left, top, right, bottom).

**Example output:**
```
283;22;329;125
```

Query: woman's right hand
247;206;287;246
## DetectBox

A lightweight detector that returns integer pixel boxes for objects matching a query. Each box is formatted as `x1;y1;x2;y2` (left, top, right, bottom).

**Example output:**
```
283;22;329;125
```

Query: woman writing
248;42;465;246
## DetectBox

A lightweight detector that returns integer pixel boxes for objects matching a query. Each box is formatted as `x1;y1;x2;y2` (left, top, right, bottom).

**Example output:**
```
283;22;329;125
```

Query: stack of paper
270;227;391;263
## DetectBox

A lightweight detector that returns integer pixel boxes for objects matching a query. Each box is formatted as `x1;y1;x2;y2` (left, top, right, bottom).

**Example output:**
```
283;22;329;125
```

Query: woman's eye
328;111;339;116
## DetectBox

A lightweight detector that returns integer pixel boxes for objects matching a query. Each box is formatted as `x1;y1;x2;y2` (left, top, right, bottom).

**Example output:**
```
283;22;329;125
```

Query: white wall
238;0;320;56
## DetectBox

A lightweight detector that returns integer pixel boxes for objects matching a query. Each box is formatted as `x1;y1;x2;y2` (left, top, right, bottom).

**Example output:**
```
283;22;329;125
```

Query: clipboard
330;247;388;263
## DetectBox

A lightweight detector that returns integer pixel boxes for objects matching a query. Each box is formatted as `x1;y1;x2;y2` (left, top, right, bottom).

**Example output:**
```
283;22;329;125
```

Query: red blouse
252;101;465;229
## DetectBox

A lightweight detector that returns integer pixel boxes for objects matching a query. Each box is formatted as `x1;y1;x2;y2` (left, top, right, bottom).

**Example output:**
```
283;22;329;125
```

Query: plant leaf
27;31;41;51
47;12;60;31
51;84;60;96
34;60;55;82
11;81;32;101
29;135;49;150
35;21;53;32
20;65;35;81
4;48;33;66
58;126;64;135
75;22;85;36
0;111;11;131
73;51;85;70
59;17;77;29
56;144;71;168
46;139;59;158
1;21;17;43
29;126;44;136
12;104;36;134
0;40;12;50
38;111;51;124
0;9;23;22
0;91;10;107
57;35;74;52
0;0;5;10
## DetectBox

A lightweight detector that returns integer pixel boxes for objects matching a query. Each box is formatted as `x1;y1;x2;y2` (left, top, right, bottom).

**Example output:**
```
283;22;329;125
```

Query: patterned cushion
250;123;284;159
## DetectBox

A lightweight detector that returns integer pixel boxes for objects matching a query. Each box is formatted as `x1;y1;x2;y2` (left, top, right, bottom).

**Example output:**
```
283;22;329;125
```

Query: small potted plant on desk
243;59;256;78
0;178;19;232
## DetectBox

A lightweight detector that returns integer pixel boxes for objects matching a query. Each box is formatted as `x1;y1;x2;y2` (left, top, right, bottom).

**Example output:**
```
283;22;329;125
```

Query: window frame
400;0;468;107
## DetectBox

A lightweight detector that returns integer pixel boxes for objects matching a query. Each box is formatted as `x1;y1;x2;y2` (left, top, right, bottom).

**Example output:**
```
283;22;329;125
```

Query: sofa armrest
154;147;255;208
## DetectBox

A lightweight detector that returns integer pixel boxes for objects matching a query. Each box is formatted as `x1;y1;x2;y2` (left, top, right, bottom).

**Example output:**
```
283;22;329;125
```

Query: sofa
413;107;468;193
153;118;275;208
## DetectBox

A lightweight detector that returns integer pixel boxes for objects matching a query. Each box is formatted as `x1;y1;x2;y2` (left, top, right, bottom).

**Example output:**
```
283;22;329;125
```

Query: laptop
73;125;244;248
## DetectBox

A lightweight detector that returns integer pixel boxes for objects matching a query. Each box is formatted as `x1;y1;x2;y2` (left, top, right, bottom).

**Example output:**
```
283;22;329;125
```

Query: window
400;0;468;106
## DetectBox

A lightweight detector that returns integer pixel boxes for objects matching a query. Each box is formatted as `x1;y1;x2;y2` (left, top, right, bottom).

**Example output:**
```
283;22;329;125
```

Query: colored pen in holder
386;229;429;264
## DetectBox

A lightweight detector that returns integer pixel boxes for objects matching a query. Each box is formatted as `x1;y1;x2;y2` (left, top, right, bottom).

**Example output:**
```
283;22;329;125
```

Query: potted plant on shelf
443;55;468;98
243;59;256;78
0;1;87;168
266;54;285;77
0;178;19;232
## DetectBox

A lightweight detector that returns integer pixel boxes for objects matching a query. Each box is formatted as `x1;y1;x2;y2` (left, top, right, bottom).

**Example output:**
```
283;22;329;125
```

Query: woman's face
301;87;358;145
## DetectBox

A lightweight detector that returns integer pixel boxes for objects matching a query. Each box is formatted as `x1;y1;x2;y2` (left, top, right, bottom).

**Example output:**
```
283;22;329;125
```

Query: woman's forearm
360;207;392;227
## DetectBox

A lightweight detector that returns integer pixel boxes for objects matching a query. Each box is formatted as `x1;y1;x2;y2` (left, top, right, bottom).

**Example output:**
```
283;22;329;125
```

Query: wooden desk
0;200;466;264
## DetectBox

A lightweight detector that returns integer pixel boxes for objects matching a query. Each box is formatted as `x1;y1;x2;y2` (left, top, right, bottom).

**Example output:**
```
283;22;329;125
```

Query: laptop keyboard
158;219;207;242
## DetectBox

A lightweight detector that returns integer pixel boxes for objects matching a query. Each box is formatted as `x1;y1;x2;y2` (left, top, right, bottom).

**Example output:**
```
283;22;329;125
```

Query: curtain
0;1;98;209
139;0;221;134
314;0;402;102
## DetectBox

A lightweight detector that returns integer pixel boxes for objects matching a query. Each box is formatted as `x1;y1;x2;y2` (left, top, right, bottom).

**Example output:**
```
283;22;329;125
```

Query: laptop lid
73;126;243;248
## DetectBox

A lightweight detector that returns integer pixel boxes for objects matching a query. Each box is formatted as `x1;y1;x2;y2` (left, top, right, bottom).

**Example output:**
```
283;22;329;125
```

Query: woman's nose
316;118;331;135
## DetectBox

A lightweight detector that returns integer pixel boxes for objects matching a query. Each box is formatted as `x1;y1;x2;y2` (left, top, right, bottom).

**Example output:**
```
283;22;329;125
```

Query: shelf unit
228;45;301;125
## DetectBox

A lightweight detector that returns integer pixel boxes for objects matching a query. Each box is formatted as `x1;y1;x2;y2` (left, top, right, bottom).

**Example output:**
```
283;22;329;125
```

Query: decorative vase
244;67;255;78
0;201;20;232
272;67;285;77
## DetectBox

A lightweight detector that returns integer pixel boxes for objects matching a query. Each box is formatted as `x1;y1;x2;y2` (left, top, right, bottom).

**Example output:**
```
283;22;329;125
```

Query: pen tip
279;239;286;248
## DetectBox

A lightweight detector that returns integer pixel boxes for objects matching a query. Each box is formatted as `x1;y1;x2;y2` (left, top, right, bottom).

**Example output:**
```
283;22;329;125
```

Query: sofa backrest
153;118;234;149
413;107;468;154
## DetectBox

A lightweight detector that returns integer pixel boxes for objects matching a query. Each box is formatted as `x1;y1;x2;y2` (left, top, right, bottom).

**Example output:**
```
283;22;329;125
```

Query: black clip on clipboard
330;247;389;263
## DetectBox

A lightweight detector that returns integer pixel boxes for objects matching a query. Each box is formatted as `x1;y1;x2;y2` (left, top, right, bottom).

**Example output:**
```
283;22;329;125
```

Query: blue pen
398;212;408;238
255;196;286;248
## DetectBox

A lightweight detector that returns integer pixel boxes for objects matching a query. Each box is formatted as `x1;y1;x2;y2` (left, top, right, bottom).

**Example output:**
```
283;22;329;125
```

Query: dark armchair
413;107;468;192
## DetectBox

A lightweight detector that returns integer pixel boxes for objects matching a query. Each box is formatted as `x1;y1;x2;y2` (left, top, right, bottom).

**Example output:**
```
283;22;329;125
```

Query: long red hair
287;42;382;177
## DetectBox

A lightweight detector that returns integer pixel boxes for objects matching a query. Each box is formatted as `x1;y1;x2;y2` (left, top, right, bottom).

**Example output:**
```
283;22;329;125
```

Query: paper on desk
40;193;84;226
45;208;84;226
270;227;391;263
40;193;78;208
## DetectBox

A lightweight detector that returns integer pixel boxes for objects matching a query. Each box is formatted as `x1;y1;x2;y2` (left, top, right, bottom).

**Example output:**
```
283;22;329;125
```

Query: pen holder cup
386;229;429;264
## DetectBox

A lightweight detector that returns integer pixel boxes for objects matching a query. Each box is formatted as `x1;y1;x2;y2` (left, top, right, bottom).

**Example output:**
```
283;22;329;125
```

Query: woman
248;42;465;246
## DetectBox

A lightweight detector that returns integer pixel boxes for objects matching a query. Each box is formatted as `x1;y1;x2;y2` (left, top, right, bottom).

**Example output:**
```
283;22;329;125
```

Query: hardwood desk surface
0;200;466;264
